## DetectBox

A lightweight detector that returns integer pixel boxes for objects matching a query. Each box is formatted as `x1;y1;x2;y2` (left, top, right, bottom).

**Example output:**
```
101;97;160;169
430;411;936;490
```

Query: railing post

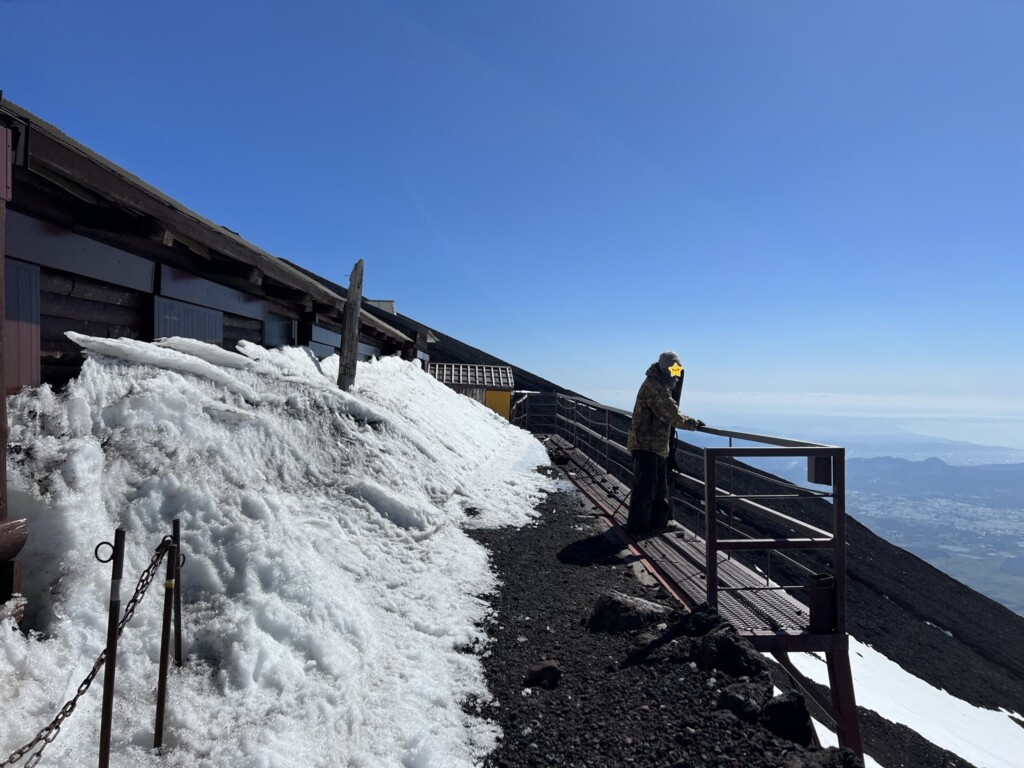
154;540;177;750
98;528;126;768
172;519;183;667
604;409;610;473
704;450;719;609
833;448;847;634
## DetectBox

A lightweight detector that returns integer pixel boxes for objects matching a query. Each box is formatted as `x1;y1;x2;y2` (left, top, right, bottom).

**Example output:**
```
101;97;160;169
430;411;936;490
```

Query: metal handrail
519;390;847;634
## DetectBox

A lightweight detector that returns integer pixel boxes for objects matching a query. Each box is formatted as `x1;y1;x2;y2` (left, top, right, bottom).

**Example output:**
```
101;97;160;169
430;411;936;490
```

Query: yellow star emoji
668;362;683;378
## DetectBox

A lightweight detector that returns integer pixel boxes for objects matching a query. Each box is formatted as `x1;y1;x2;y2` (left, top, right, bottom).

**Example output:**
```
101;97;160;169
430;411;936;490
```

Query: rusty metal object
154;539;177;750
97;528;125;768
173;518;183;667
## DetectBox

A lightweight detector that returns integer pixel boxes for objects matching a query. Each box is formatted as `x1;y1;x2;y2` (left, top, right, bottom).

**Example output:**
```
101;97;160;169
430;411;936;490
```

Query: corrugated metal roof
428;363;514;390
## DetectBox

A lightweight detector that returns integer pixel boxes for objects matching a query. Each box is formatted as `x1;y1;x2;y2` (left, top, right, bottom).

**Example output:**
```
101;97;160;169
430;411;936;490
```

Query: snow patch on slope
2;337;553;767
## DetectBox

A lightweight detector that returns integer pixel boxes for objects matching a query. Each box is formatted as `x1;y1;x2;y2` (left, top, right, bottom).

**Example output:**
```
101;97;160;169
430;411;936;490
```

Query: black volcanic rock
472;488;862;767
762;691;815;746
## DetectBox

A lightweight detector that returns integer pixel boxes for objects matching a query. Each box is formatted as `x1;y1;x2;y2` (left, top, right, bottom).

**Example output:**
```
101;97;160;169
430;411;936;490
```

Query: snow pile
1;336;554;767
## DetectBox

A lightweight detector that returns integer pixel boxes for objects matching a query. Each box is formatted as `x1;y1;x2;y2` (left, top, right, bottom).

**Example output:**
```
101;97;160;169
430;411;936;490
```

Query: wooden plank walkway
547;434;842;653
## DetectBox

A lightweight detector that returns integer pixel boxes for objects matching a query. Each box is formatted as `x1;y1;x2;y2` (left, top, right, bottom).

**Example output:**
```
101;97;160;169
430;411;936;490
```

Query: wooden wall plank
6;209;155;292
161;265;266;321
41;291;142;326
40;269;149;308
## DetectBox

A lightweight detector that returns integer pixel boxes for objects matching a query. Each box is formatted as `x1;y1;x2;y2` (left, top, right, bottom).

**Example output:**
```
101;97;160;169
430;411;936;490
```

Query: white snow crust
1;336;554;767
791;637;1024;768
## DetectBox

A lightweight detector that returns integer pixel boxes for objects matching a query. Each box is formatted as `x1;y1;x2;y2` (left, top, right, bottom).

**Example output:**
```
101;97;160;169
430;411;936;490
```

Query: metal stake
154;540;177;750
172;519;182;667
98;528;126;768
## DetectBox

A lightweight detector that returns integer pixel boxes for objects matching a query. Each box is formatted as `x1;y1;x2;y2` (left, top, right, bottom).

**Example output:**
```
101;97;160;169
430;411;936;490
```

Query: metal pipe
172;519;182;667
834;449;847;634
98;528;126;768
704;455;718;609
716;537;834;551
674;472;832;539
154;541;177;750
699;425;840;449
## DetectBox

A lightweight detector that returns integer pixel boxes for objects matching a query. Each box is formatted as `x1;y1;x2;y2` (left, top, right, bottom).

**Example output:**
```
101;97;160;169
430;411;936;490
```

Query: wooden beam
337;259;363;390
1;126;10;524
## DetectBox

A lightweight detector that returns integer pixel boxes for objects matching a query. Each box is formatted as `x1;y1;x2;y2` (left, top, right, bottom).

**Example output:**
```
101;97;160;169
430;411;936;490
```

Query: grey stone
587;590;676;633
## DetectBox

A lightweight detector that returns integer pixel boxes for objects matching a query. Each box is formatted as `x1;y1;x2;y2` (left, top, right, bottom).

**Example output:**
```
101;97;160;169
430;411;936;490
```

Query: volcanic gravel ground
470;481;861;768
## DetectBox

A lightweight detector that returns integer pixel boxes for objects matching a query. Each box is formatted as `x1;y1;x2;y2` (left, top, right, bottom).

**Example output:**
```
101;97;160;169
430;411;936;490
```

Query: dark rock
697;624;766;677
781;747;863;767
761;691;815;746
472;488;870;768
523;660;563;689
674;603;725;636
587;590;676;634
716;672;773;722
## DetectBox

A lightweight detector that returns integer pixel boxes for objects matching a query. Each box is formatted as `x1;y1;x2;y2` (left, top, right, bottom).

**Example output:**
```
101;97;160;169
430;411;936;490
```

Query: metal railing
698;426;845;634
513;390;846;635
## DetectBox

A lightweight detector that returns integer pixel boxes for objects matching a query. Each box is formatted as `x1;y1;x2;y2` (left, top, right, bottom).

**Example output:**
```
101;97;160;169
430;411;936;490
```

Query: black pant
627;450;670;533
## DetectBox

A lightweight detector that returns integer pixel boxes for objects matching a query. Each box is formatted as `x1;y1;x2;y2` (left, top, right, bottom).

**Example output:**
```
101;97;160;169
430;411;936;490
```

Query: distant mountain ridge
847;456;1024;507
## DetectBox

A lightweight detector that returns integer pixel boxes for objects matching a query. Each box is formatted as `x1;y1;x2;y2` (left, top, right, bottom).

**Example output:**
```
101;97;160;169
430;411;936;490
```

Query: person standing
625;351;703;536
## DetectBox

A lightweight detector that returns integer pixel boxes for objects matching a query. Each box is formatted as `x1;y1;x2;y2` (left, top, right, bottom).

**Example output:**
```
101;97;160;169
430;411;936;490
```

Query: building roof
428;363;514;390
0;97;410;345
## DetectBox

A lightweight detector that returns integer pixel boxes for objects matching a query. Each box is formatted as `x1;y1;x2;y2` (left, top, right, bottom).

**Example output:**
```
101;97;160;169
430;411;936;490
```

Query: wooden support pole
337;259;363;390
1;125;10;525
0;126;14;612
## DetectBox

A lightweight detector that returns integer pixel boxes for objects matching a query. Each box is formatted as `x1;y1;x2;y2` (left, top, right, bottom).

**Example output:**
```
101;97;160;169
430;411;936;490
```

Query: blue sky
2;1;1022;444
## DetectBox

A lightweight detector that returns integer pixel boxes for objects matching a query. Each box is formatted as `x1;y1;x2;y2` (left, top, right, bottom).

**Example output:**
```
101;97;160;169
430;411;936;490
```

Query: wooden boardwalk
545;432;863;757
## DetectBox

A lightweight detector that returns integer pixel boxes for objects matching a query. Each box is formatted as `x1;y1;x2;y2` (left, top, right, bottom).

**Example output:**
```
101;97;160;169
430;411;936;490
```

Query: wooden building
0;97;414;395
427;363;515;419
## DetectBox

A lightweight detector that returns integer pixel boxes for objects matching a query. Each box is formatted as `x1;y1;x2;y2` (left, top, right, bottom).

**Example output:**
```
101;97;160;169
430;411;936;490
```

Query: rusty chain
1;536;175;767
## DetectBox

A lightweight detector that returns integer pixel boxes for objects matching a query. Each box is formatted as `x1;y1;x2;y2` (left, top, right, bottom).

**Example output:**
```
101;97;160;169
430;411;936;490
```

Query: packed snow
1;336;555;767
793;637;1024;768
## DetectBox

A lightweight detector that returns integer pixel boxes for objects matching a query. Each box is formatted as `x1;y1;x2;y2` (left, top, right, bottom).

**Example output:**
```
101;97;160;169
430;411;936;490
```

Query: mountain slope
671;446;1024;719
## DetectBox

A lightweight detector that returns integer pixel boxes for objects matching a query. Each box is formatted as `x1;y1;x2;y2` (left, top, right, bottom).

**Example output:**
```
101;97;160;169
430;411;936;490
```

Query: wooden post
0;126;13;612
1;125;10;525
337;259;363;391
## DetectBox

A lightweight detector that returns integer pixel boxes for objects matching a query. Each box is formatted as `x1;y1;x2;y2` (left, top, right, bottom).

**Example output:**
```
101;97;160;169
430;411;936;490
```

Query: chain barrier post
98;528;125;768
154;539;177;750
172;519;183;667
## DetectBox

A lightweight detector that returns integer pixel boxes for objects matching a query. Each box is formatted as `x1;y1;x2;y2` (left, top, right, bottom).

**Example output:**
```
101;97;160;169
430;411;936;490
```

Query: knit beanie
658;351;681;370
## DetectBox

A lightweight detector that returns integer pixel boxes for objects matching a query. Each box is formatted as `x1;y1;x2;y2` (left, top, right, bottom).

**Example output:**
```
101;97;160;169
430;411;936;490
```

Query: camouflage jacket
626;363;698;457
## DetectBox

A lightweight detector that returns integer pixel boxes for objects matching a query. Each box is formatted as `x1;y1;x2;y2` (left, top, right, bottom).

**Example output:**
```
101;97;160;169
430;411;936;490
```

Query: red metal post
154;540;177;749
704;450;718;608
172;518;182;667
833;448;847;634
827;643;863;759
99;528;126;768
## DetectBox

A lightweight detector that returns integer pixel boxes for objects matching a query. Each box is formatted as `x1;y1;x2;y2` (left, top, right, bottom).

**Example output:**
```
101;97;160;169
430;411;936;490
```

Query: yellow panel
484;390;512;419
